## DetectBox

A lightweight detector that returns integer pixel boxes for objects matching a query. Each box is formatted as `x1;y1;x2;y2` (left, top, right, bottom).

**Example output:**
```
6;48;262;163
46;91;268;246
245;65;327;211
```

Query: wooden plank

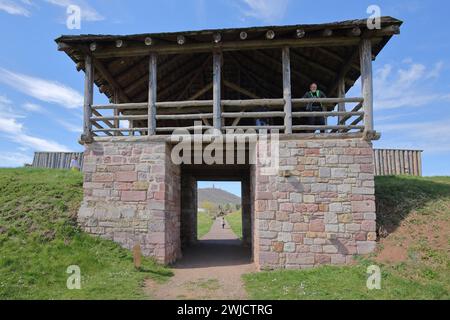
359;39;374;133
292;97;363;104
282;47;292;134
223;111;284;118
418;151;423;176
293;111;363;117
83;55;94;137
293;125;364;131
91;36;371;59
92;115;148;121
148;53;157;135
213;51;222;130
337;76;346;125
92;128;148;133
156;113;213;120
224;125;285;130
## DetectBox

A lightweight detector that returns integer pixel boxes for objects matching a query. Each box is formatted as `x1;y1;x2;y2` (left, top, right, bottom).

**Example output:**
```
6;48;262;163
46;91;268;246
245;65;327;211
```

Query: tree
200;201;216;215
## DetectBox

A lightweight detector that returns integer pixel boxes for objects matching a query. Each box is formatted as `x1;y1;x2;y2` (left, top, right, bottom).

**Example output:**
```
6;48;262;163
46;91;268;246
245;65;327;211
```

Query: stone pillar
181;174;198;247
78;140;181;265
241;178;252;247
253;138;376;270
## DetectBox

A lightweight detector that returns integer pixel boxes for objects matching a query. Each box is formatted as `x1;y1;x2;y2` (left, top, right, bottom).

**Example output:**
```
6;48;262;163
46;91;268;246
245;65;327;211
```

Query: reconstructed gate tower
56;17;401;269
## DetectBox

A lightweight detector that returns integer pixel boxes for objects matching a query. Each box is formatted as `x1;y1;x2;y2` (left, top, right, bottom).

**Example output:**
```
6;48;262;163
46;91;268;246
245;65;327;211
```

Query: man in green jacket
303;83;327;133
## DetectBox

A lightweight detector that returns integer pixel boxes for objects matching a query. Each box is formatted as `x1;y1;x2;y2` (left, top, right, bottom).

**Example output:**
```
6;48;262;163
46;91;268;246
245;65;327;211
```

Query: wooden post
213;51;222;131
83;55;94;138
148;53;157;135
337;77;346;125
113;90;120;136
359;39;374;133
282;47;292;134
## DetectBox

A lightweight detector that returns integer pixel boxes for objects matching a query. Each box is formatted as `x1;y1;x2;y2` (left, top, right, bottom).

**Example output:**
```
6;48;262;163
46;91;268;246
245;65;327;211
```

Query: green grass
0;168;172;300
197;212;214;239
243;176;450;300
225;210;242;239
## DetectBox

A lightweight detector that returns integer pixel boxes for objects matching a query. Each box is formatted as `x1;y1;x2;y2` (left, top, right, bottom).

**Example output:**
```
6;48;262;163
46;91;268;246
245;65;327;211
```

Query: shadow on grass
375;176;450;237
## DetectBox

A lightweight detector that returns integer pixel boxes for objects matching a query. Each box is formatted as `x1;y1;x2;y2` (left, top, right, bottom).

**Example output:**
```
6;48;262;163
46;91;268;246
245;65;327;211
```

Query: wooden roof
56;17;402;104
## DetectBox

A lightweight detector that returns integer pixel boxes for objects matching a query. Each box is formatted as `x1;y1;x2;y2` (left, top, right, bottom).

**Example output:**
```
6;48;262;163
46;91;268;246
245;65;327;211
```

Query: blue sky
0;0;449;176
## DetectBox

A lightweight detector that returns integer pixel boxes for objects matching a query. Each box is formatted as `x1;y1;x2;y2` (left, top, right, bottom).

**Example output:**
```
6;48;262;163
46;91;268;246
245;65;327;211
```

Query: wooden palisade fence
31;149;422;176
32;152;84;170
373;149;422;176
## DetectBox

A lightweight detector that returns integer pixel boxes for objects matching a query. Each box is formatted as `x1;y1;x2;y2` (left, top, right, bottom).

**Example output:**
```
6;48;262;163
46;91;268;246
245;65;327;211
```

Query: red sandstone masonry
79;137;376;269
253;138;377;270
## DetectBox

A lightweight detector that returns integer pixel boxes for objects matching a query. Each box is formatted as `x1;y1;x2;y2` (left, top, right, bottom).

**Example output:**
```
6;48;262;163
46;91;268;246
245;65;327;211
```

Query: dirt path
145;218;255;300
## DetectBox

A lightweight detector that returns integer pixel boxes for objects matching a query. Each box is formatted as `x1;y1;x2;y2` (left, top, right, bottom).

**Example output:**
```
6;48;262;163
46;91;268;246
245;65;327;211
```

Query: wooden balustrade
89;97;365;135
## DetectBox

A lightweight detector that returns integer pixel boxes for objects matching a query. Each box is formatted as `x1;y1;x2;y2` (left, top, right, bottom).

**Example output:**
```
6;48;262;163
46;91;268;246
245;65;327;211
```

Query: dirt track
145;218;255;300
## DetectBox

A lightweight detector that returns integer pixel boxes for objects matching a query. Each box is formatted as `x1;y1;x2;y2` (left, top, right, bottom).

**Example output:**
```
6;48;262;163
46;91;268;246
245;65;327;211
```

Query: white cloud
374;60;450;110
58;119;82;133
23;102;46;114
0;68;83;109
0;116;70;152
0;152;33;167
0;94;26;119
239;0;289;23
45;0;104;21
377;119;450;154
0;0;31;17
0;117;23;134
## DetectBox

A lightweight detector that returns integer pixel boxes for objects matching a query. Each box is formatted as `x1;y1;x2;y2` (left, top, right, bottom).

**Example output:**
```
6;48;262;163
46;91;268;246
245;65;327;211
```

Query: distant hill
198;188;241;207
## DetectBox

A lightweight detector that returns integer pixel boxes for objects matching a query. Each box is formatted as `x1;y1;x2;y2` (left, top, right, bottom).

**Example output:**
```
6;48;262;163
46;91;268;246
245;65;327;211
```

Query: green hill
0;168;171;300
198;187;241;207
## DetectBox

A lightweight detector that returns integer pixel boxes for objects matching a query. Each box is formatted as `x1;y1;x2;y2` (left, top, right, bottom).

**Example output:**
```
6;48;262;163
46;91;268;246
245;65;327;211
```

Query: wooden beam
213;51;222;130
176;56;211;100
148;53;157;135
337;76;346;124
328;48;360;97
359;39;374;133
316;47;359;71
223;79;261;126
290;49;337;78
122;55;185;95
188;82;213;100
223;80;260;99
228;53;279;97
83;55;94;137
282;47;292;134
92;57;131;103
134;54;208;101
90;36;374;59
254;49;327;90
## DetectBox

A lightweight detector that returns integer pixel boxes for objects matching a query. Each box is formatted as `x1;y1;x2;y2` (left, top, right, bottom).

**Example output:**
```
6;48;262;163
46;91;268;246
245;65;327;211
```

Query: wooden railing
81;40;375;140
89;97;365;136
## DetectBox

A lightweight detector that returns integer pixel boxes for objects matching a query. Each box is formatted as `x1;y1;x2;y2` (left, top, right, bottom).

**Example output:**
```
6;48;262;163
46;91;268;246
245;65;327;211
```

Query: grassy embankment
0;168;172;300
243;176;450;300
225;210;243;239
197;212;215;239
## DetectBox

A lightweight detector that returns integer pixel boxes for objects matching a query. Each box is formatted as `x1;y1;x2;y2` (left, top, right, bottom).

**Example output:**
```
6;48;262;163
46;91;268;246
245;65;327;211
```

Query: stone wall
78;140;181;264
253;138;376;270
77;137;377;269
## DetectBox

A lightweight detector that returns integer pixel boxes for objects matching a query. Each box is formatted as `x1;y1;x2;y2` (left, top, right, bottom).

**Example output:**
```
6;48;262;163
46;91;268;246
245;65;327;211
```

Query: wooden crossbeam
176;56;212;100
253;49;328;90
227;53;278;98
